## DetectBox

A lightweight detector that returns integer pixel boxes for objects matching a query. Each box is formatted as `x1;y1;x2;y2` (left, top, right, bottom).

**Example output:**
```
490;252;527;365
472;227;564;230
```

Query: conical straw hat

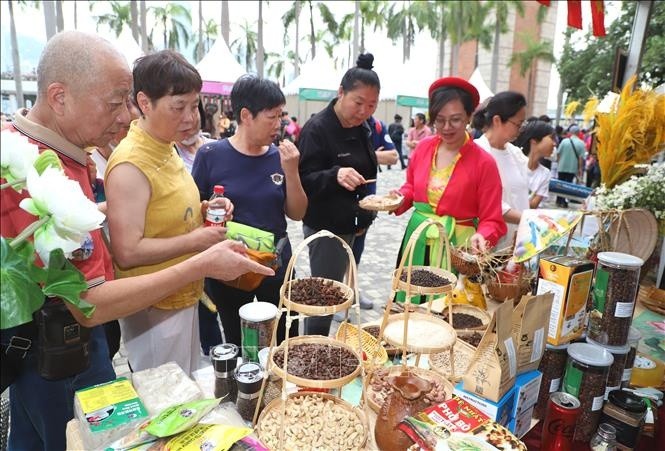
608;208;658;261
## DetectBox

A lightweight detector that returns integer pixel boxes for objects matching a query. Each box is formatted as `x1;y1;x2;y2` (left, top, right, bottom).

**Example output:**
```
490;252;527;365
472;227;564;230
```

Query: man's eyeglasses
434;116;467;129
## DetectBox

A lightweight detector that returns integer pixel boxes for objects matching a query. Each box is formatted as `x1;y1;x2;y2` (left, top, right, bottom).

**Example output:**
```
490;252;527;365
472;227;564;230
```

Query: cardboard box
454;383;515;427
537;256;594;345
512;370;542;418
509;404;535;438
399;396;526;451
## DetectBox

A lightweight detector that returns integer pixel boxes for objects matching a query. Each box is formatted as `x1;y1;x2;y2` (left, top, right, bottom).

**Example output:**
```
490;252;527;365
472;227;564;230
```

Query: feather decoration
582;97;599;125
565;100;581;118
596;76;665;189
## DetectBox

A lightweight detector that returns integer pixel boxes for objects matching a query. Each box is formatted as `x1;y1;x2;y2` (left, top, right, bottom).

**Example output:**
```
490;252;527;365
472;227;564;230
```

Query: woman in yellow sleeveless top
105;51;233;374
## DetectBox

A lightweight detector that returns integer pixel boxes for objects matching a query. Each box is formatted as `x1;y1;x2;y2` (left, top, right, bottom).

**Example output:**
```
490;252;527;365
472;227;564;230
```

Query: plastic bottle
205;185;227;227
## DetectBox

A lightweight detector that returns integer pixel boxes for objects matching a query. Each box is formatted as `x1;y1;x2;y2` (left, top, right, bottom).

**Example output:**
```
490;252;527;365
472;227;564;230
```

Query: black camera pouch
34;300;92;380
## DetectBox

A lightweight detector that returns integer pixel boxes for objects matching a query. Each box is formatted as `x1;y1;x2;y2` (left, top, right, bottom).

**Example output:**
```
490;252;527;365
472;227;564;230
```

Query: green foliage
559;1;665;102
149;3;192;51
508;33;556;76
91;0;131;37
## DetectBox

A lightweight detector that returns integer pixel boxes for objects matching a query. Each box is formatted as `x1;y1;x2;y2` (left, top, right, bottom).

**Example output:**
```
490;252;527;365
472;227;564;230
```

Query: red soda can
541;392;581;451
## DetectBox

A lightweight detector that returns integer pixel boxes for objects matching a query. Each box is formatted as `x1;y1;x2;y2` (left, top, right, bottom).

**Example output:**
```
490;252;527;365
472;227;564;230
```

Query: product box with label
508;404;535;438
454;383;516;427
512;370;542;418
399;396;527;451
537;256;594;345
74;377;149;449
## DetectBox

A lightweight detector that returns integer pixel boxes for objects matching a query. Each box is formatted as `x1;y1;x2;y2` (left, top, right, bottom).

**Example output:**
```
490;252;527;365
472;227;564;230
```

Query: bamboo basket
358;193;404;212
455;329;485;349
450;246;483;276
430;300;491;331
382;312;456;354
485;278;531;303
256;391;368;451
365;366;454;413
281;277;353;315
429;339;477;383
270;335;362;390
392;266;456;296
335;322;388;369
361;321;400;356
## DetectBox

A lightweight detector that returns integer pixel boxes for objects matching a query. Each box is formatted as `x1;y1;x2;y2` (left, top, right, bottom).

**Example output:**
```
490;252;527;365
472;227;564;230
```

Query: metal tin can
541;392;581;451
210;344;239;402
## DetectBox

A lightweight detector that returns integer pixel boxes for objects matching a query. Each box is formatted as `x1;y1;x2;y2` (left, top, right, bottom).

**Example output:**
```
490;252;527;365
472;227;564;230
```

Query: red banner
567;0;583;29
591;0;607;37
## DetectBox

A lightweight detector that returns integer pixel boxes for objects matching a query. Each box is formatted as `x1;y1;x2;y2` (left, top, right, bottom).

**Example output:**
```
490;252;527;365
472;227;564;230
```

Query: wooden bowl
270;335;362;389
281;277;353;315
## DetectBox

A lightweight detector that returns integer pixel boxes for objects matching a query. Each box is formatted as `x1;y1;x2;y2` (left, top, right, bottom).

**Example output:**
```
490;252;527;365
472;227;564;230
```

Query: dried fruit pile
273;343;359;380
287;278;347;306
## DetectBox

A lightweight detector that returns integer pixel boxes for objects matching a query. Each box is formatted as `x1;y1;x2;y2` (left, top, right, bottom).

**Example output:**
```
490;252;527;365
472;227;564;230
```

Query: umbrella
513;209;584;263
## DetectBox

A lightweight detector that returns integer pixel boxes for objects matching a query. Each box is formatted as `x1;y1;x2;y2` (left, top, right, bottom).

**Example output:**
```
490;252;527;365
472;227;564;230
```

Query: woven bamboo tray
450;247;483;276
360;321;400;356
358;193;403;212
382;312;456;354
335;322;388;369
256;391;368;451
366;366;454;413
280;277;354;315
455;329;485;349
430;302;491;331
270;335;362;389
429;339;477;383
392;266;456;296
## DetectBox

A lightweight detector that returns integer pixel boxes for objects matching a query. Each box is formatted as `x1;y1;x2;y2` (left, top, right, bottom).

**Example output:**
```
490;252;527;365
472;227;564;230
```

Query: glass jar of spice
590;423;618;451
562;342;614;442
600;390;647;450
587;337;630;400
623;328;641;388
534;343;569;420
589;252;643;347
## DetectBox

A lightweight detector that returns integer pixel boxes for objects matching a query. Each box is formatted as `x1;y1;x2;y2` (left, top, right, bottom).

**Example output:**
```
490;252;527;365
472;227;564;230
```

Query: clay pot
375;371;432;451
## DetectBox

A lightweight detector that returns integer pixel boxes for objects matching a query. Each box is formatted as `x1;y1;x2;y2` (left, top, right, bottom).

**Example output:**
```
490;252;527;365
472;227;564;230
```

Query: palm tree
358;0;387;54
283;1;340;67
149;3;192;51
257;1;265;77
193;19;219;62
197;0;203;61
281;1;302;76
221;0;230;46
231;20;258;72
486;0;524;92
55;0;64;32
508;33;556;114
43;0;56;39
447;1;492;76
385;1;431;63
266;50;294;85
130;1;139;43
91;1;132;37
8;0;24;108
139;0;148;52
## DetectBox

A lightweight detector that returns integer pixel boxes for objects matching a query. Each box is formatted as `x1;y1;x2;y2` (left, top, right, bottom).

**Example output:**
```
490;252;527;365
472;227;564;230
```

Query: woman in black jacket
298;53;380;335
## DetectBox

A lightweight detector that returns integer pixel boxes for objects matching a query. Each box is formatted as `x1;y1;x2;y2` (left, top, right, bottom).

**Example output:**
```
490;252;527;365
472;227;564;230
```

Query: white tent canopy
469;68;494;103
196;39;246;84
282;55;345;96
113;28;144;69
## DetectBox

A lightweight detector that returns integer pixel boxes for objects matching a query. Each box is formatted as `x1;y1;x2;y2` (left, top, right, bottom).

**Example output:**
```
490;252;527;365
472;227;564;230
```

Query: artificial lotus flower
0;129;39;191
19;166;105;264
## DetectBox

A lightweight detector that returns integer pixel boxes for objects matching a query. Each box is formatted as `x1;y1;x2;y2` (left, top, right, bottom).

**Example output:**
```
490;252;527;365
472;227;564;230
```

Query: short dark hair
231;74;285;124
474;91;527;129
513;120;554;156
428;87;474;125
538;114;551;123
394;114;402;121
133;50;201;111
340;53;380;93
415;112;426;123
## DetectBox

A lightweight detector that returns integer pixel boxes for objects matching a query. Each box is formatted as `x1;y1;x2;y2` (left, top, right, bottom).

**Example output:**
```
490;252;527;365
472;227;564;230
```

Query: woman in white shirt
513;120;556;208
474;91;528;250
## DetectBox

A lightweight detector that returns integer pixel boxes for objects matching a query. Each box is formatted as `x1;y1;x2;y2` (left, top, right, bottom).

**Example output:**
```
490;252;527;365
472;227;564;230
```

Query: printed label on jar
549;377;561;393
505;337;517;378
562;361;582;397
531;328;544;363
241;327;259;362
614;301;634;318
592;395;604;411
593;267;609;313
622;368;632;382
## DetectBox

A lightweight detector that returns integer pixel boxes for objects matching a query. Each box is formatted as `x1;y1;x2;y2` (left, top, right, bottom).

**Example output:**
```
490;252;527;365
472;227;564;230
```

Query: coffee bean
399;269;450;287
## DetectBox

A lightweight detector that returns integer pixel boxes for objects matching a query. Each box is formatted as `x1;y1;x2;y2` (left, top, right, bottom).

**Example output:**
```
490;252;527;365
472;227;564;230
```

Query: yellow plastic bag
164;424;252;451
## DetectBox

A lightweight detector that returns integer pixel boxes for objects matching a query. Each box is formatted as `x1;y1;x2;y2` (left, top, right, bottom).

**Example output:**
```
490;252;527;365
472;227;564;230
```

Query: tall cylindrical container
541;392;581;451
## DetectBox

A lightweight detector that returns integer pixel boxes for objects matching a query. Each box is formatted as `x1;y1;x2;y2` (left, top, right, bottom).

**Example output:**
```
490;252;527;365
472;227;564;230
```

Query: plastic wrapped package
132;362;204;416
